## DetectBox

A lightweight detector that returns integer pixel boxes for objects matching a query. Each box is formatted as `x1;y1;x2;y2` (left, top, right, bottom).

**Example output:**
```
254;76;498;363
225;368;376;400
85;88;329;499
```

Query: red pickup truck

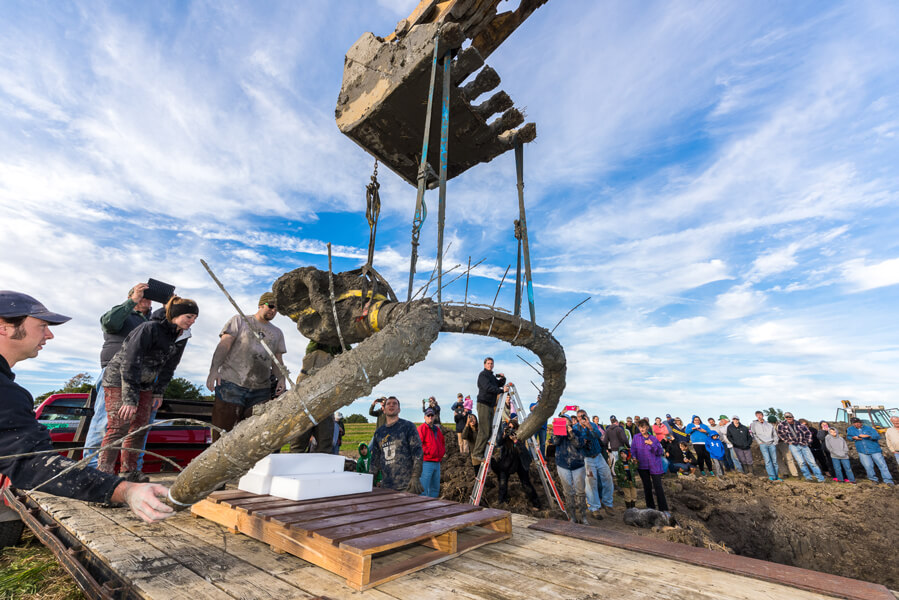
1;393;213;548
34;392;213;472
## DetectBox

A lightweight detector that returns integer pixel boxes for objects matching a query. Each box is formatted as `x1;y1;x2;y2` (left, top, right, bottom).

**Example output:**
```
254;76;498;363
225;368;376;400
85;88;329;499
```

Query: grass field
0;529;84;600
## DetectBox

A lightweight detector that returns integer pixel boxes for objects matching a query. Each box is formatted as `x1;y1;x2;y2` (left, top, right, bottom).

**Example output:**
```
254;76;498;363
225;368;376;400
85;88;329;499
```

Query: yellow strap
288;290;386;322
336;290;387;302
367;300;385;332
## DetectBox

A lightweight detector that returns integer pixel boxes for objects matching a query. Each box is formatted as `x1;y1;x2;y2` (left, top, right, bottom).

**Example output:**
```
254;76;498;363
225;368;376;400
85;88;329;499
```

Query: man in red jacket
418;408;445;497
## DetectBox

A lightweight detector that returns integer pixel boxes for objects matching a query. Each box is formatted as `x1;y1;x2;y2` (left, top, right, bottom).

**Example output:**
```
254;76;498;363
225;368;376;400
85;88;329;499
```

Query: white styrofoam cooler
248;453;345;477
269;472;373;501
238;453;371;500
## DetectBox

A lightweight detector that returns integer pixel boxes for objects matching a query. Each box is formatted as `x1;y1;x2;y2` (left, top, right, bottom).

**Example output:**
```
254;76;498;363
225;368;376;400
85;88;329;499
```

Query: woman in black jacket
99;296;198;479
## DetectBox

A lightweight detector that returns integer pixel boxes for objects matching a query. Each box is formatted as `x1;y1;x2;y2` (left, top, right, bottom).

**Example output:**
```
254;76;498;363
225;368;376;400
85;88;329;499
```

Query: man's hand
112;482;174;523
129;282;149;302
274;381;286;396
206;374;219;392
152;395;163;410
406;476;424;495
118;404;138;420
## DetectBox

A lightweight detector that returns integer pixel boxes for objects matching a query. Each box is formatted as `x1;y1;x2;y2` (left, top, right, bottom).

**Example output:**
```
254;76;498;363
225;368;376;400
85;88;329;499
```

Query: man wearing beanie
207;292;287;440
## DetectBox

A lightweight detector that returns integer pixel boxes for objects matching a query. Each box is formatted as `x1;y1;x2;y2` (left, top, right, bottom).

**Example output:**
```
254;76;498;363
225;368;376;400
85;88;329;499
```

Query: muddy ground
414;427;899;589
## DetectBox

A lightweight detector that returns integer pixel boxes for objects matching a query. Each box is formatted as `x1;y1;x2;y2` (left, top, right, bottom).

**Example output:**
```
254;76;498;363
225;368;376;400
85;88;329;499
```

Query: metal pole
515;142;537;338
436;51;452;321
200;259;292;390
407;37;441;301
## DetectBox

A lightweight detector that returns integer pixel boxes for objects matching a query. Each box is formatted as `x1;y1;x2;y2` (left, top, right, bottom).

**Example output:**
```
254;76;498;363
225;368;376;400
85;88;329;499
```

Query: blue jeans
216;380;271;408
758;443;778;479
668;462;691;473
788;445;825;481
729;447;743;472
84;377;107;468
537;429;547;458
831;458;855;482
420;461;441;497
583;456;614;510
858;452;894;484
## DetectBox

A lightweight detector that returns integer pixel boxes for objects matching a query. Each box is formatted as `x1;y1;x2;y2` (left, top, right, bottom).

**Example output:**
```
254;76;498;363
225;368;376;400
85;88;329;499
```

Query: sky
2;0;898;423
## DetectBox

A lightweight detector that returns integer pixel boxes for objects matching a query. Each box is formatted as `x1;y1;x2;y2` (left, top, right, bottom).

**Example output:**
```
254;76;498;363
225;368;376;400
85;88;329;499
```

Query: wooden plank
30;494;241;599
223;488;402;513
341;509;508;554
164;504;398;600
111;512;316;600
307;502;475;541
530;519;893;600
209;489;258;503
260;494;437;524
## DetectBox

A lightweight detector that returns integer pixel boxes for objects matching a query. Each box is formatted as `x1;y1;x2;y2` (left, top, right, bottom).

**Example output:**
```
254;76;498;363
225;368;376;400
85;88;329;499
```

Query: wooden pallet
191;487;511;591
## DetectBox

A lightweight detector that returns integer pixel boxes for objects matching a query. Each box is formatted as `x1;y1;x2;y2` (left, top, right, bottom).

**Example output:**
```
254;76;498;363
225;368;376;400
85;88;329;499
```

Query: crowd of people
356;356;899;528
3;286;897;529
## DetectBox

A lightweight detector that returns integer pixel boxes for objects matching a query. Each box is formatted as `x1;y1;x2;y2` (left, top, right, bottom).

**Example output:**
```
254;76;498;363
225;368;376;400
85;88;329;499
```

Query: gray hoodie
749;420;778;445
824;434;850;459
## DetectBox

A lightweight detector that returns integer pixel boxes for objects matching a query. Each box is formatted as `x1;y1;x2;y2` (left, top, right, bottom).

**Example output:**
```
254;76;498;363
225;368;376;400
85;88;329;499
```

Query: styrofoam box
248;453;346;477
269;472;373;501
237;471;274;496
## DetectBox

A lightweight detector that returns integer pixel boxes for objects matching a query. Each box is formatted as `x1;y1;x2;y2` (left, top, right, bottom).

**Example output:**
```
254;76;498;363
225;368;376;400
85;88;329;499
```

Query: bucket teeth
473;90;513;121
336;22;537;186
451;46;484;86
461;65;500;101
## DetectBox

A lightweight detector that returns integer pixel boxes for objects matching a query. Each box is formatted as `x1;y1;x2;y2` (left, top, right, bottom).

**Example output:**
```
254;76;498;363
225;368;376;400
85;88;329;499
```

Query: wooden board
23;483;879;600
192;489;511;590
529;518;896;600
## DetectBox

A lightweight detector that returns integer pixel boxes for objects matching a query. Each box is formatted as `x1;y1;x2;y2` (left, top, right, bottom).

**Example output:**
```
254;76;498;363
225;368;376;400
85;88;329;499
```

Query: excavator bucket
335;0;550;187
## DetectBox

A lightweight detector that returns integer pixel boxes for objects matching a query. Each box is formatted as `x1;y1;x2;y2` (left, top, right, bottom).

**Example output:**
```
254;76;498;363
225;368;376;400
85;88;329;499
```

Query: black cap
0;291;71;324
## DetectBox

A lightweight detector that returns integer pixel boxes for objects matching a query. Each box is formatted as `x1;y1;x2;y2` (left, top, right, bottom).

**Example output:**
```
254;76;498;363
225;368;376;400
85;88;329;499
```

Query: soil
426;426;899;590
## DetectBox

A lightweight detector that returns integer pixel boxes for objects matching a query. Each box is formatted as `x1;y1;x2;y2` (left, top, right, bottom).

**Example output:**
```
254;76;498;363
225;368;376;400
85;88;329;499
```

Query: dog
623;507;677;530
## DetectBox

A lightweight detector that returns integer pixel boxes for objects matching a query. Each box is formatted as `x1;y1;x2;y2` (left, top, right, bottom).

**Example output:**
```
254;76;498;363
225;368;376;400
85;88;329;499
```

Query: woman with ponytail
99;296;198;480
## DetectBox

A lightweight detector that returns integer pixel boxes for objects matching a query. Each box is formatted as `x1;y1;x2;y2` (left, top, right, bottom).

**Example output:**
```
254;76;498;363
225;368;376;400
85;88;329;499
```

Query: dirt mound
668;474;899;588
431;427;899;588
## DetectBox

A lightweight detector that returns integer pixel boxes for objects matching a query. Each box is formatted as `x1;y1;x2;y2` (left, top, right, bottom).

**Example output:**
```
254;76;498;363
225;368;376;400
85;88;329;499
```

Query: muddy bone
168;266;565;507
335;0;550;187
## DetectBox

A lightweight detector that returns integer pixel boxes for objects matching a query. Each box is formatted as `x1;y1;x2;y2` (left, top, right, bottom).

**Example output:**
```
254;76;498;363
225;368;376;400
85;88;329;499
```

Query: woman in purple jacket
631;419;669;511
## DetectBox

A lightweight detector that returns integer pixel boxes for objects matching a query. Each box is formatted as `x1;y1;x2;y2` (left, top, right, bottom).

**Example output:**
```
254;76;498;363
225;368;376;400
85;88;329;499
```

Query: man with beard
207;292;287;440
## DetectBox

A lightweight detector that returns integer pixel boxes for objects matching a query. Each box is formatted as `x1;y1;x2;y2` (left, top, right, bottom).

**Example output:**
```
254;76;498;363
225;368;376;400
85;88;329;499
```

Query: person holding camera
99;296;198;480
473;357;509;467
83;283;154;468
369;396;387;430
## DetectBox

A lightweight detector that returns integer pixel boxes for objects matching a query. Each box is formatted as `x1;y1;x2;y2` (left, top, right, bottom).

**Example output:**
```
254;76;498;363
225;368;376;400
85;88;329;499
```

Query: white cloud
841;257;899;291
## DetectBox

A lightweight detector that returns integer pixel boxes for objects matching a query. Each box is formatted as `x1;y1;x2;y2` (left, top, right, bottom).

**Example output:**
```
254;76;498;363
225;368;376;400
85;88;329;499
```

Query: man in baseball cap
0;291;173;524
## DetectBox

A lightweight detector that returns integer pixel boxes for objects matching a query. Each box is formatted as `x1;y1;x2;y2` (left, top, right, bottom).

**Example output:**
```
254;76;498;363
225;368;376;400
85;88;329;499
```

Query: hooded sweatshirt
749;420;778;445
685;416;713;444
356;443;371;473
707;435;726;460
824;434;850;460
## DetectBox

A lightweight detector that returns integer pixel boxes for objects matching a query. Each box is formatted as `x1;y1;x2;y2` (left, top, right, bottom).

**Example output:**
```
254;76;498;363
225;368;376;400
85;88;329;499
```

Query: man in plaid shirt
776;412;825;482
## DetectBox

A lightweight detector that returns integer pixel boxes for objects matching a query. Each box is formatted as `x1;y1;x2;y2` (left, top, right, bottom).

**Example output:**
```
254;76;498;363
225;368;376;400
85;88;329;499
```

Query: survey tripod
470;384;568;519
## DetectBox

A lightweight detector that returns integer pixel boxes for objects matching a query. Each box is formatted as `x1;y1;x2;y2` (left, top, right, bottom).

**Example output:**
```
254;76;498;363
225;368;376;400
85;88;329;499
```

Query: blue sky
2;1;898;423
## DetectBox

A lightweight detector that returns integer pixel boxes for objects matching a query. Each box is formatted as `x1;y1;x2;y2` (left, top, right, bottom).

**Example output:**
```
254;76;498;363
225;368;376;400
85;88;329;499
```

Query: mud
421;428;899;589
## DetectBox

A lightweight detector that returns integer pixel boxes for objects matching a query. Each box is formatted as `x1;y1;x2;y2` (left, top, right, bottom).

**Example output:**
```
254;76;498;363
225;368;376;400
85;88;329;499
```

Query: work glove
406;476;424;495
405;459;424;494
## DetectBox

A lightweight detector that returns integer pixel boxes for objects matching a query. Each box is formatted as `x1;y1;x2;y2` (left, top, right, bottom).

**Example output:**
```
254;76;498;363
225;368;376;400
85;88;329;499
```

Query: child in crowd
707;432;726;478
614;448;639;509
824;428;855;483
356;442;371;473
